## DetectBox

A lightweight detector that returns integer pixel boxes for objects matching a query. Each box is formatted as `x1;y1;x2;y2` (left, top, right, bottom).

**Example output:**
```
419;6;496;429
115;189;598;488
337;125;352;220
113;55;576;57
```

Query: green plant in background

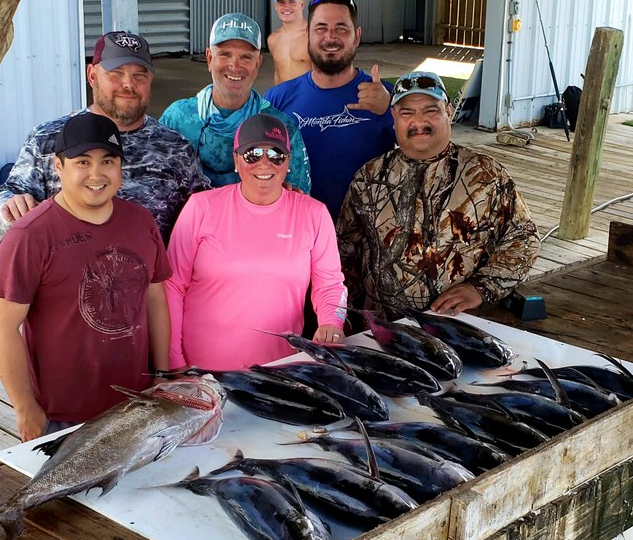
385;76;467;103
624;120;633;127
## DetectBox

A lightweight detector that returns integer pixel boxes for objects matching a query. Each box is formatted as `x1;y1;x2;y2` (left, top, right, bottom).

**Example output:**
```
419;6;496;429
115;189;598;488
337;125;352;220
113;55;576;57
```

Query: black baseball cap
234;114;290;154
55;113;124;159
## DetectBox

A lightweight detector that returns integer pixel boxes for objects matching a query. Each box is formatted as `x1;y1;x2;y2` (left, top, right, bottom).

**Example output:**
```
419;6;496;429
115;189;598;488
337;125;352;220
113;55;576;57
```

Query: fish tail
0;507;25;540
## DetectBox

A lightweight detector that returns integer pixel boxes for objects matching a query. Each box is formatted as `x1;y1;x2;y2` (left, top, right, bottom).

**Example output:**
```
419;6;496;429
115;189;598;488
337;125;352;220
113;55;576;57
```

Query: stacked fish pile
146;311;628;539
2;312;631;540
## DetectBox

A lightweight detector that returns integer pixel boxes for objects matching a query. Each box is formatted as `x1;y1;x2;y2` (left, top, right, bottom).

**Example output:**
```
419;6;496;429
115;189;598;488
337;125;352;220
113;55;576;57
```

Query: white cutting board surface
0;314;619;540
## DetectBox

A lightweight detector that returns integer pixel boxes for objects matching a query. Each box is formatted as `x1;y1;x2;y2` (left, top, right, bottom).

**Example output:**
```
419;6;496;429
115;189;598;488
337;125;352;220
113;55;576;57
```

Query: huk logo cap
209;13;262;50
234;113;290;154
92;31;155;73
55;112;124;159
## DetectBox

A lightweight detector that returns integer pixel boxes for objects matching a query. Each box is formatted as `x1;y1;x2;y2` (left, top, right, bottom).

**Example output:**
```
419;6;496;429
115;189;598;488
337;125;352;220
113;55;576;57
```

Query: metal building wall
84;0;190;56
269;0;405;45
495;0;633;129
0;0;85;166
190;0;267;54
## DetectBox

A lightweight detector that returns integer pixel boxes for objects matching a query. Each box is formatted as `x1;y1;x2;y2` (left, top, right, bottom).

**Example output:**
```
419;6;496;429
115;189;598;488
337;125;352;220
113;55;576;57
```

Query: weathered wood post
558;27;624;240
0;0;21;66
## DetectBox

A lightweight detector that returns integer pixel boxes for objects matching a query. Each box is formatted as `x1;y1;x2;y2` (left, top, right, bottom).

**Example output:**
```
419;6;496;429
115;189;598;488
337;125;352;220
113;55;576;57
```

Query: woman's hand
312;325;345;344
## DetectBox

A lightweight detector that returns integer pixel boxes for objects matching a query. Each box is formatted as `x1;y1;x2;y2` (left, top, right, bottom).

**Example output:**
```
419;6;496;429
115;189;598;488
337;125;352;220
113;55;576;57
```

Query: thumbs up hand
347;64;391;115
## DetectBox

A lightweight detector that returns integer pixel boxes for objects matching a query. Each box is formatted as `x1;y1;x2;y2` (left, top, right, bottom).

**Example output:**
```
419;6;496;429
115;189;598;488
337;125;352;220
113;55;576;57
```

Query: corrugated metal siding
499;0;633;128
0;0;84;165
84;0;190;56
269;0;405;45
190;0;267;54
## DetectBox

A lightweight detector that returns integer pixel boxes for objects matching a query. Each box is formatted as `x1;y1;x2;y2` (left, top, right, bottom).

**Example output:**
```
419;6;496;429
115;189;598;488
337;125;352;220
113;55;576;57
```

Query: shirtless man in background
268;0;312;84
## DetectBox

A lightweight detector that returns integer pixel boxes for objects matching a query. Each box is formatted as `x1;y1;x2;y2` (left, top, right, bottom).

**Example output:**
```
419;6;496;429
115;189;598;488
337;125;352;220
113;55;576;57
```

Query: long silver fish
0;376;224;540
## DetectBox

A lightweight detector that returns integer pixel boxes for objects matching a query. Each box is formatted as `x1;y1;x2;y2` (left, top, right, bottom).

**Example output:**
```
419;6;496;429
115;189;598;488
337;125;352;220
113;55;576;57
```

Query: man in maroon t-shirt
0;113;172;442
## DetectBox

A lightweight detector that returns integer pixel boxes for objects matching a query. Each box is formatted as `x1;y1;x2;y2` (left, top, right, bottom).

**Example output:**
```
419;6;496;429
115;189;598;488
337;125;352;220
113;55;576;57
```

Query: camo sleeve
336;166;368;307
0;116;69;206
465;163;541;303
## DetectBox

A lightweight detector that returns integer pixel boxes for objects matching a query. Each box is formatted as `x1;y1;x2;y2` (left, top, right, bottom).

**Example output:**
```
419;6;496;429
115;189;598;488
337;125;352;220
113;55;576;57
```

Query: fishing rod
535;0;570;141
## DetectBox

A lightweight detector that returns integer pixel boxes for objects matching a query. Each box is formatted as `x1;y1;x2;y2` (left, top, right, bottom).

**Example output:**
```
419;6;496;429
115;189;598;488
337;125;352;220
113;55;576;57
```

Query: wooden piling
558;27;624;240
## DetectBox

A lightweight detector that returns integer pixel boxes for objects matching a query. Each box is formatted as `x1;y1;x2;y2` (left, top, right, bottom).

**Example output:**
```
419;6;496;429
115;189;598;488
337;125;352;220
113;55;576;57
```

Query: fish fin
597;353;633;380
534;359;571;407
180;466;201;484
95;472;125;497
416;391;475;436
355;417;381;481
111;385;156;401
0;507;24;540
321;346;355;375
150;426;188;461
33;432;71;457
207;449;245;476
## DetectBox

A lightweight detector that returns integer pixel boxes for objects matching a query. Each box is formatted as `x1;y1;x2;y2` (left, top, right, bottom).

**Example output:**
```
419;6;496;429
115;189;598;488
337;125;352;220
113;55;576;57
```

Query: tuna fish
417;391;550;456
442;388;586;437
0;377;224;540
251;362;390;421
475;376;617;418
164;467;332;539
519;362;633;402
287;433;474;503
268;331;441;396
206;369;346;426
326;421;510;475
401;309;513;369
208;450;418;530
348;308;463;380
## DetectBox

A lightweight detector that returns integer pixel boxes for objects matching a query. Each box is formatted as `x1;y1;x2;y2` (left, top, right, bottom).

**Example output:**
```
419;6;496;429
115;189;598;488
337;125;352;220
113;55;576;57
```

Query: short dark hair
308;0;358;27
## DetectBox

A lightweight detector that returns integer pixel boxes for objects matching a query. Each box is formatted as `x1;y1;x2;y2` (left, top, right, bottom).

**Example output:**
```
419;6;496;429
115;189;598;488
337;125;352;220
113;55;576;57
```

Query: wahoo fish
163;467;332;540
0;376;224;540
401;309;513;369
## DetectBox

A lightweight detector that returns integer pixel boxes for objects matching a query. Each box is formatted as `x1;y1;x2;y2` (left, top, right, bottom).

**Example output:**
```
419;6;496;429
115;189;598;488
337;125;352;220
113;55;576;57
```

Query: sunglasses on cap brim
308;0;358;12
240;147;289;166
392;75;448;99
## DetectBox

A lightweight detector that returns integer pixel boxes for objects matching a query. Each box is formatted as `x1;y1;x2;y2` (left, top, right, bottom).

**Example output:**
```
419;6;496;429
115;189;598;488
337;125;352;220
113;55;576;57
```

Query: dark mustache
407;126;434;137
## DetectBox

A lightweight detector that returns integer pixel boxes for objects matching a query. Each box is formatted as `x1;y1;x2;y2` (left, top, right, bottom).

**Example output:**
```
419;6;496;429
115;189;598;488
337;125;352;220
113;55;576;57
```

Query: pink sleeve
309;204;348;328
165;195;204;369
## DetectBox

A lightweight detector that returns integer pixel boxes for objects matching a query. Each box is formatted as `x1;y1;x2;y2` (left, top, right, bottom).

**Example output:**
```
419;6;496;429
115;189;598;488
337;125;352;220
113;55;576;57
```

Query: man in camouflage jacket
336;71;540;320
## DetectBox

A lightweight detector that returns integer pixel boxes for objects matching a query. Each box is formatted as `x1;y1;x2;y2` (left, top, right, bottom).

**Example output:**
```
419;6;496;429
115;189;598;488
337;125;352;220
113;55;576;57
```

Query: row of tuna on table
1;309;630;540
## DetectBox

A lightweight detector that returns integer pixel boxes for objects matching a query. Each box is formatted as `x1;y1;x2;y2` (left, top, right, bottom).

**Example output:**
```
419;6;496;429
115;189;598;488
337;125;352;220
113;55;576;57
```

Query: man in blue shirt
265;0;395;219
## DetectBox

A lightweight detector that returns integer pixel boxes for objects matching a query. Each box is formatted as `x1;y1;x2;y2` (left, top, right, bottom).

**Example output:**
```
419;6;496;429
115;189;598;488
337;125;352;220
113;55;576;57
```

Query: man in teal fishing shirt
160;13;311;193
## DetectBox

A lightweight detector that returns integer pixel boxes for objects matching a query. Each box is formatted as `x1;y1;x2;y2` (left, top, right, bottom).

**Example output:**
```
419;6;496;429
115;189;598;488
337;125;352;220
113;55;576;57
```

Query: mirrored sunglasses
241;147;289;166
392;75;447;98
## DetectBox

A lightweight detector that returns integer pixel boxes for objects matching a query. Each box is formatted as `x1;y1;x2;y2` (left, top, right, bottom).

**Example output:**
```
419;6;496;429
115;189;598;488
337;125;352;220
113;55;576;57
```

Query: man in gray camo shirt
0;31;210;244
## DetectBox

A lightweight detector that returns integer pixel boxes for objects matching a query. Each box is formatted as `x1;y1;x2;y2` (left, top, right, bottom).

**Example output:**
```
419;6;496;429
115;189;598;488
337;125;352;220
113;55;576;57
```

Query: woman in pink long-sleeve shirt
166;113;347;371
